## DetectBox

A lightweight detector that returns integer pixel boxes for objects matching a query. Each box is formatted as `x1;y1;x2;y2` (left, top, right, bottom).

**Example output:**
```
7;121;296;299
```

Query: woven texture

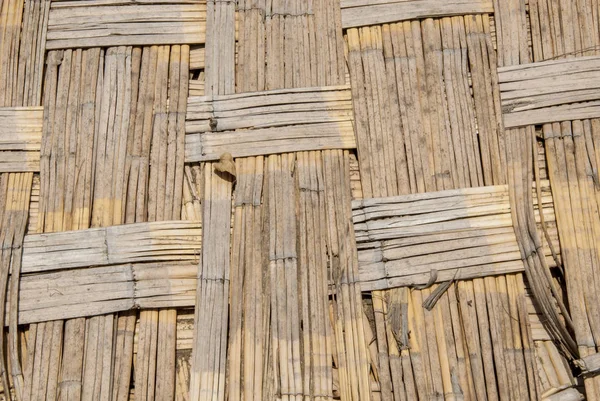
1;0;600;400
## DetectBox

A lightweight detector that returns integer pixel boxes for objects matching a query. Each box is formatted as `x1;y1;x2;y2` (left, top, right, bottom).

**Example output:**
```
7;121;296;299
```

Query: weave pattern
1;0;600;400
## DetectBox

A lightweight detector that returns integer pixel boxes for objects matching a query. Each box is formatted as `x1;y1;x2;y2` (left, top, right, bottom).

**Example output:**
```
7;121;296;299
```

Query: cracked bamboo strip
189;0;235;399
0;173;33;400
0;107;43;173
189;164;232;401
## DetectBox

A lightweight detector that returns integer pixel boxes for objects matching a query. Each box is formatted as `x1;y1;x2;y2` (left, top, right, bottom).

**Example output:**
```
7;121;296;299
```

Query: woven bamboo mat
1;0;600;400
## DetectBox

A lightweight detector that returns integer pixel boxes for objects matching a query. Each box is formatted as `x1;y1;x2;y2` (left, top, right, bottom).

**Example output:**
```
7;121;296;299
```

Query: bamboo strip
340;0;494;28
45;2;206;50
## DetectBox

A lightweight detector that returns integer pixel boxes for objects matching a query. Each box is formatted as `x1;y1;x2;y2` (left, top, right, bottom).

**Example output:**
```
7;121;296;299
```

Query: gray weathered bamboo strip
0;107;43;173
189;46;205;70
20;220;201;273
497;56;600;125
45;1;206;50
340;0;494;28
184;85;356;161
185;121;357;162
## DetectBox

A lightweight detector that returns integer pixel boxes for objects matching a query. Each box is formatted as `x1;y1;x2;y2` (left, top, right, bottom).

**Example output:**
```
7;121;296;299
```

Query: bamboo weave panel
185;86;357;161
45;0;207;50
499;56;600;127
0;107;43;172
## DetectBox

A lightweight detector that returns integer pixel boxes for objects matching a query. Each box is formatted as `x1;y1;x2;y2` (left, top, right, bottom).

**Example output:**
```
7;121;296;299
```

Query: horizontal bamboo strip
0;107;43;172
186;122;357;161
542;388;584;401
189;46;205;69
340;0;493;28
45;1;206;49
185;85;356;161
576;352;600;375
9;262;197;324
186;85;352;132
499;56;600;126
355;182;559;289
21;220;201;273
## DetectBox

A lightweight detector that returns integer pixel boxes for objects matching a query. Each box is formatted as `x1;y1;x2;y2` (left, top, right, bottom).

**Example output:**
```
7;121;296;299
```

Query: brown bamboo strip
339;0;494;28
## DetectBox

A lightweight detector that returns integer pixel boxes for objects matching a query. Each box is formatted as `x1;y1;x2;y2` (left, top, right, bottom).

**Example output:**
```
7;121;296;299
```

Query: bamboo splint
354;182;559;290
185;86;357;161
0;107;43;172
340;0;494;28
499;56;600;127
45;0;207;50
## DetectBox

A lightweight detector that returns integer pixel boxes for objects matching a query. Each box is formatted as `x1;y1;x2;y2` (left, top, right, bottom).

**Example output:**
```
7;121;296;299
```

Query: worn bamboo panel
345;11;543;401
493;5;579;401
224;1;367;400
45;1;206;50
340;0;493;28
0;107;43;172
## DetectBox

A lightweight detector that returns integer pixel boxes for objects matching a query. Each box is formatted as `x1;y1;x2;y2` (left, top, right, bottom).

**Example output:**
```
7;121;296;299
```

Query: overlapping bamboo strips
346;12;541;400
493;2;580;400
340;0;494;28
529;8;600;397
224;1;367;400
0;107;43;172
45;1;206;50
19;43;190;400
0;2;51;399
